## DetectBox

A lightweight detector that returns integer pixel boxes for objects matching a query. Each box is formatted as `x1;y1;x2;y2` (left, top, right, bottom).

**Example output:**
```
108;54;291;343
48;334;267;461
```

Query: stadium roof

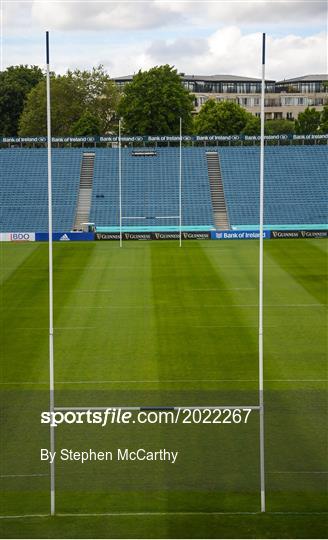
114;73;275;82
276;74;328;84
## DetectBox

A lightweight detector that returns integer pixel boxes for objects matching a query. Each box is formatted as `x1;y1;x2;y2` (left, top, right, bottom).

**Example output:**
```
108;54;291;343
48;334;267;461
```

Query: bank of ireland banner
1;134;327;144
211;230;271;240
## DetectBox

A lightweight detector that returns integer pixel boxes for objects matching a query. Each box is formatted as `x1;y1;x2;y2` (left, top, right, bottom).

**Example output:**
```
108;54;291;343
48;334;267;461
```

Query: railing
0;133;327;148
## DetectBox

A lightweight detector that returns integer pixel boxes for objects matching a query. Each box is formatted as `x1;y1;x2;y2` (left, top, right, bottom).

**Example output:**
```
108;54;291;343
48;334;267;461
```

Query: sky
1;0;327;80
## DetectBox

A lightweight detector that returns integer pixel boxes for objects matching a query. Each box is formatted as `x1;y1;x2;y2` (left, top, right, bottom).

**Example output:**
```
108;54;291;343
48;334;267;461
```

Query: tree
67;66;120;133
19;74;84;136
71;111;101;136
319;105;328;134
295;107;321;134
0;65;44;136
241;115;260;135
118;65;194;135
194;99;250;135
265;119;295;135
19;65;120;136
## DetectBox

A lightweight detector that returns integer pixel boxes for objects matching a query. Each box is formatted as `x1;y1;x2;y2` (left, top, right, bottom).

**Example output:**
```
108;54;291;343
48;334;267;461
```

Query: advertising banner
271;230;328;239
211;230;271;240
36;232;95;241
1;134;327;144
152;232;181;240
0;232;35;241
95;232;152;241
95;231;211;241
180;231;211;240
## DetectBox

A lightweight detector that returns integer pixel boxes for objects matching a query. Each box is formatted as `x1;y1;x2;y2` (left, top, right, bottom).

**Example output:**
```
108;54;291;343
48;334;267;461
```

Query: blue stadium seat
0;148;82;232
0;145;326;232
89;147;214;228
219;146;328;227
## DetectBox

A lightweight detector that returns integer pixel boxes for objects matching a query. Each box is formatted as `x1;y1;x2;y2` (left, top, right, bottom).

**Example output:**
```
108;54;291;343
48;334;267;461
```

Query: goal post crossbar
121;216;180;219
54;405;261;411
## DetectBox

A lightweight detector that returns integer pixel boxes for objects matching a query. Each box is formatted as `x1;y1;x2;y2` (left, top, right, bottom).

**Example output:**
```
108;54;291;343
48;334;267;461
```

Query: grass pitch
0;239;327;538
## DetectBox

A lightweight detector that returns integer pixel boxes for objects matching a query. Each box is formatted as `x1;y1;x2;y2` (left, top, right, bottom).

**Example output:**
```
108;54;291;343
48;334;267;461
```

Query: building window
274;112;283;119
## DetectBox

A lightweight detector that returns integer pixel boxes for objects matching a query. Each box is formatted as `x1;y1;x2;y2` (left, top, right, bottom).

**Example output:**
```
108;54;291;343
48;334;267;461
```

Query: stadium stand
0;148;81;231
0;145;327;232
89;147;213;228
219;146;328;227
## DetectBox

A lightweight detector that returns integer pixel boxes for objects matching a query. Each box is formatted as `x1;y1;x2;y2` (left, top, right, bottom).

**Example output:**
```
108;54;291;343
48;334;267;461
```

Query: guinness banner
95;232;152;241
95;231;211;241
271;230;328;239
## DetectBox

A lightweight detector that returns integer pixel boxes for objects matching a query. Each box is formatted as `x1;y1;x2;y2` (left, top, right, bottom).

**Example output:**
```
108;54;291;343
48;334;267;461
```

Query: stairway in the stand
206;151;230;229
74;152;95;229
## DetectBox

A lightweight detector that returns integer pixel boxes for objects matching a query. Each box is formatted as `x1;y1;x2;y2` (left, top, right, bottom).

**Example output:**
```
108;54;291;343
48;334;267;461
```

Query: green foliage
295;107;321;134
241;115;260;135
67;66;120;133
19;74;83;136
194;99;251;135
319;105;328;133
0;65;44;136
19;65;120;136
265;119;295;135
240;117;295;137
118;65;194;135
71;110;101;136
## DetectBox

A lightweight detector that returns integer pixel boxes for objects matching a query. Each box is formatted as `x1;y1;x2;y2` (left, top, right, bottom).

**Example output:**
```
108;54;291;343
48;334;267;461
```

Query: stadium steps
206;151;230;229
74;152;95;229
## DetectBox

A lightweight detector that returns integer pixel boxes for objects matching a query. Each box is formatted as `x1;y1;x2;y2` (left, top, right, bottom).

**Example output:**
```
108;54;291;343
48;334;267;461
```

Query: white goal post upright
179;117;182;247
259;32;266;513
119;118;123;247
46;31;55;517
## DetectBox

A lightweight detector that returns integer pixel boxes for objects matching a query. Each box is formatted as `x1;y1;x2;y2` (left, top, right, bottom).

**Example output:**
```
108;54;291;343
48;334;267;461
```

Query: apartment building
114;73;328;120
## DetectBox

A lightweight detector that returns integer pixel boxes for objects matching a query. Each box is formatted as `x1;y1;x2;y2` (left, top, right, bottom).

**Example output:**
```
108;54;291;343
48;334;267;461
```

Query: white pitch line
0;514;49;520
2;472;326;480
264;379;328;382
0;473;48;478
1;471;325;480
191;325;277;328
269;471;328;475
203;304;326;308
0;511;327;519
13;327;96;331
191;288;256;291
1;264;315;270
4;303;325;309
55;327;97;330
57;290;112;293
0;379;327;386
8;323;328;330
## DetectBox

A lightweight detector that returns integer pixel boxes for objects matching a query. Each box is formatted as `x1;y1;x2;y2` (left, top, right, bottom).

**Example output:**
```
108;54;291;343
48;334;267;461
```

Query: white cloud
2;2;327;79
38;0;328;31
3;26;327;80
144;27;327;80
29;0;184;31
4;0;326;33
173;0;326;28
